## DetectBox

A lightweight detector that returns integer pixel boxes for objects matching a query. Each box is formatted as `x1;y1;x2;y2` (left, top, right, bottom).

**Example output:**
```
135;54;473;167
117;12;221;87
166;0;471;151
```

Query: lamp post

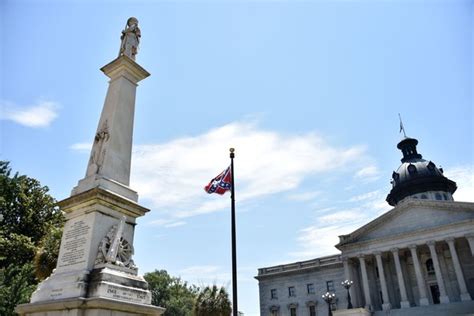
322;292;336;316
341;280;353;309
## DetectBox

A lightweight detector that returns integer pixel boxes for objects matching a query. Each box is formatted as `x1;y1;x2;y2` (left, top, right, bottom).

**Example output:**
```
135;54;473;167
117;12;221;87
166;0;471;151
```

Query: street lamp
322;292;336;316
341;280;353;309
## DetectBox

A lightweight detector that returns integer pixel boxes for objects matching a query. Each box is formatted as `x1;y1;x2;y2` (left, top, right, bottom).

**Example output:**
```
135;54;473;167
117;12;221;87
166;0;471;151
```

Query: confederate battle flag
204;166;232;195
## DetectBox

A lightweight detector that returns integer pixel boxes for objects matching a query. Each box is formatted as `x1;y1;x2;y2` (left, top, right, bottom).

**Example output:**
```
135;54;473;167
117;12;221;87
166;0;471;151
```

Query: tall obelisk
16;18;164;316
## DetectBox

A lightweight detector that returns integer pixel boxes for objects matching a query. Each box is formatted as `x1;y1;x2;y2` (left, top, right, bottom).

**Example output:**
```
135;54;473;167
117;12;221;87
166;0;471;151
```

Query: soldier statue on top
119;17;141;60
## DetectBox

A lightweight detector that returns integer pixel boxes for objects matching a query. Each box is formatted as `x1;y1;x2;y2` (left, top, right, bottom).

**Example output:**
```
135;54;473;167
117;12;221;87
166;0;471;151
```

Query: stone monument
16;18;164;316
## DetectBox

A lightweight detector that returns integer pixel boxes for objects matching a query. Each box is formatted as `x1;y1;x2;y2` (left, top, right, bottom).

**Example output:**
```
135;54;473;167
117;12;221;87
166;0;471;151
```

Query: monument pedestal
16;297;164;316
17;188;164;315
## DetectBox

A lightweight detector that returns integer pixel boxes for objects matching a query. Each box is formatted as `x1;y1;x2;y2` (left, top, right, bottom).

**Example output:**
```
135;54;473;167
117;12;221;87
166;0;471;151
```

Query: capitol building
256;135;474;316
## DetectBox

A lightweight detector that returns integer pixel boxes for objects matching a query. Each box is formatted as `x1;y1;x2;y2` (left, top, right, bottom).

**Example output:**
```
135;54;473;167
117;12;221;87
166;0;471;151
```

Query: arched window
270;305;280;316
435;193;442;200
426;259;435;275
421;194;428;199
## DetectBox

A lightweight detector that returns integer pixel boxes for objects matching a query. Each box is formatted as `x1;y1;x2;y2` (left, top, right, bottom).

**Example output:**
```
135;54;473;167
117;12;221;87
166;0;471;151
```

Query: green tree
33;225;63;280
193;285;232;316
0;264;36;316
144;269;198;316
0;161;65;315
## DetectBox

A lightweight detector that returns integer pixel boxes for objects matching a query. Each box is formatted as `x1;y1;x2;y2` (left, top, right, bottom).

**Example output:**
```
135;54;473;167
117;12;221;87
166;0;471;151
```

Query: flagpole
229;147;238;316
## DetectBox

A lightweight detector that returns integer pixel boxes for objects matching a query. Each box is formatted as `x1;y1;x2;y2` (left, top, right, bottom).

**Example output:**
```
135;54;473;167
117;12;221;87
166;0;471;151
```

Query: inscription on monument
105;284;148;303
58;219;91;267
50;288;63;299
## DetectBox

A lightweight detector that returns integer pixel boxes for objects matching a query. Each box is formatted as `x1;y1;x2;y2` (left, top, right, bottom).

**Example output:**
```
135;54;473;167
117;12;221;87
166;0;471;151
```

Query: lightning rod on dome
398;113;407;138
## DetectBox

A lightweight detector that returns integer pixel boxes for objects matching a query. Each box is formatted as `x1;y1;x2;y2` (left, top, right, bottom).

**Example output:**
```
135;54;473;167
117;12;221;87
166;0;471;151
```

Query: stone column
446;238;472;301
342;257;357;307
374;252;391;310
408;244;429;306
465;234;474;256
71;56;150;202
358;255;372;310
427;241;450;303
391;248;410;308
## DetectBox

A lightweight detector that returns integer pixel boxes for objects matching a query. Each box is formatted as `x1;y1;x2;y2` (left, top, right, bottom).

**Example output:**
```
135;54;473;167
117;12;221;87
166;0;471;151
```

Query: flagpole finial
229;148;235;158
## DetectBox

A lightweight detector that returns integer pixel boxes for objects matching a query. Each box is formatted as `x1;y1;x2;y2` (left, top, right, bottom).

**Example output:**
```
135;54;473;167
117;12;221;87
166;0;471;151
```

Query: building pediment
336;199;474;249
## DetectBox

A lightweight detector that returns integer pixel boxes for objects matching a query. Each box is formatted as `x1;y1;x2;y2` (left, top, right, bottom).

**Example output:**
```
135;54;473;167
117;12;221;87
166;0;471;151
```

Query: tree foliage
0;264;37;316
0;161;65;314
33;225;63;280
144;269;198;316
193;285;232;316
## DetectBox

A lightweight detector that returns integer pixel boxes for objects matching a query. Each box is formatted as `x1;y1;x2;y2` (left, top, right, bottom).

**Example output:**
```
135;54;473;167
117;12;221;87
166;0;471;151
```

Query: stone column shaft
466;234;474;256
446;238;472;301
391;248;410;308
72;56;150;202
343;258;356;307
374;252;391;310
408;245;429;306
427;241;450;303
358;255;372;310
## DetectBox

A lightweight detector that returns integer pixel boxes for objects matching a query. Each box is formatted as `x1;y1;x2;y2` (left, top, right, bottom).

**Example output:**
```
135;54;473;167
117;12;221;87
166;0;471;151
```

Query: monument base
72;174;139;202
333;308;371;316
30;269;90;302
88;267;152;304
16;297;165;316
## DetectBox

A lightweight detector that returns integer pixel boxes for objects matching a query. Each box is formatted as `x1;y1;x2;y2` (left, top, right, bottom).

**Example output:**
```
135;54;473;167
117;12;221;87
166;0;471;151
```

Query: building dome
386;137;457;206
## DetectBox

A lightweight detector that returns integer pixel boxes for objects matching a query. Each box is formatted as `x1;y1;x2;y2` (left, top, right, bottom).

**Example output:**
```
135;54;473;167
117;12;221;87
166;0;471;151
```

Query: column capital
373;251;382;256
390;247;399;253
465;233;474;239
408;244;418;250
341;256;349;262
357;254;367;259
427;240;437;246
445;237;455;243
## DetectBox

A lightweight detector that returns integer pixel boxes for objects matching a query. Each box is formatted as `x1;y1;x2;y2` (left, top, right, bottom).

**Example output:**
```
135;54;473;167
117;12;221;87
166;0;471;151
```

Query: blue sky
1;1;473;315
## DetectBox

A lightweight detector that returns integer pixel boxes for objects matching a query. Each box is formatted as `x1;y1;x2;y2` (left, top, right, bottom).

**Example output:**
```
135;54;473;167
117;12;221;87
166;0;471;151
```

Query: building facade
256;136;474;316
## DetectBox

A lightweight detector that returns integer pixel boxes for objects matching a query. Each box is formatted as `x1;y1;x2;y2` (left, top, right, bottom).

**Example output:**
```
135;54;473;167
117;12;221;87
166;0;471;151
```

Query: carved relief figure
87;120;109;176
119;17;141;60
94;216;136;271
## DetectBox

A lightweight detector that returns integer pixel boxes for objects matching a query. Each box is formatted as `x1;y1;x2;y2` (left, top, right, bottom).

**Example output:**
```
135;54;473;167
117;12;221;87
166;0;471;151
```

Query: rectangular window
307;283;315;294
288;286;296;297
309;305;316;316
271;311;278;316
290;307;297;316
326;280;335;292
270;289;277;299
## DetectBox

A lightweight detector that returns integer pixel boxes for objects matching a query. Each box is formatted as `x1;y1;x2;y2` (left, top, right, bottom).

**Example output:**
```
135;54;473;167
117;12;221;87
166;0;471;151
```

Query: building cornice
336;199;474;248
255;254;342;280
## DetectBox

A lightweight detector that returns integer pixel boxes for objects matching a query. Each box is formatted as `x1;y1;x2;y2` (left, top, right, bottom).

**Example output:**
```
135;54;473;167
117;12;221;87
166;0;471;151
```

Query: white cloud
1;100;59;127
69;142;91;153
291;189;390;260
354;165;380;182
291;163;474;261
444;165;474;202
70;121;372;226
287;190;322;202
319;209;362;224
348;190;381;202
128;121;369;221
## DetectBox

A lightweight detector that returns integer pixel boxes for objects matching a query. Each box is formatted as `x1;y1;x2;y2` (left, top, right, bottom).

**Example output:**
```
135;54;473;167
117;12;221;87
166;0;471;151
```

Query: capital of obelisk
16;18;164;316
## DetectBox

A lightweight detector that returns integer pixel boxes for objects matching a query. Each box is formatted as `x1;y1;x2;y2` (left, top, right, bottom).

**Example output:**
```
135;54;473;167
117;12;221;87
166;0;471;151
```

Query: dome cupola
386;136;457;206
